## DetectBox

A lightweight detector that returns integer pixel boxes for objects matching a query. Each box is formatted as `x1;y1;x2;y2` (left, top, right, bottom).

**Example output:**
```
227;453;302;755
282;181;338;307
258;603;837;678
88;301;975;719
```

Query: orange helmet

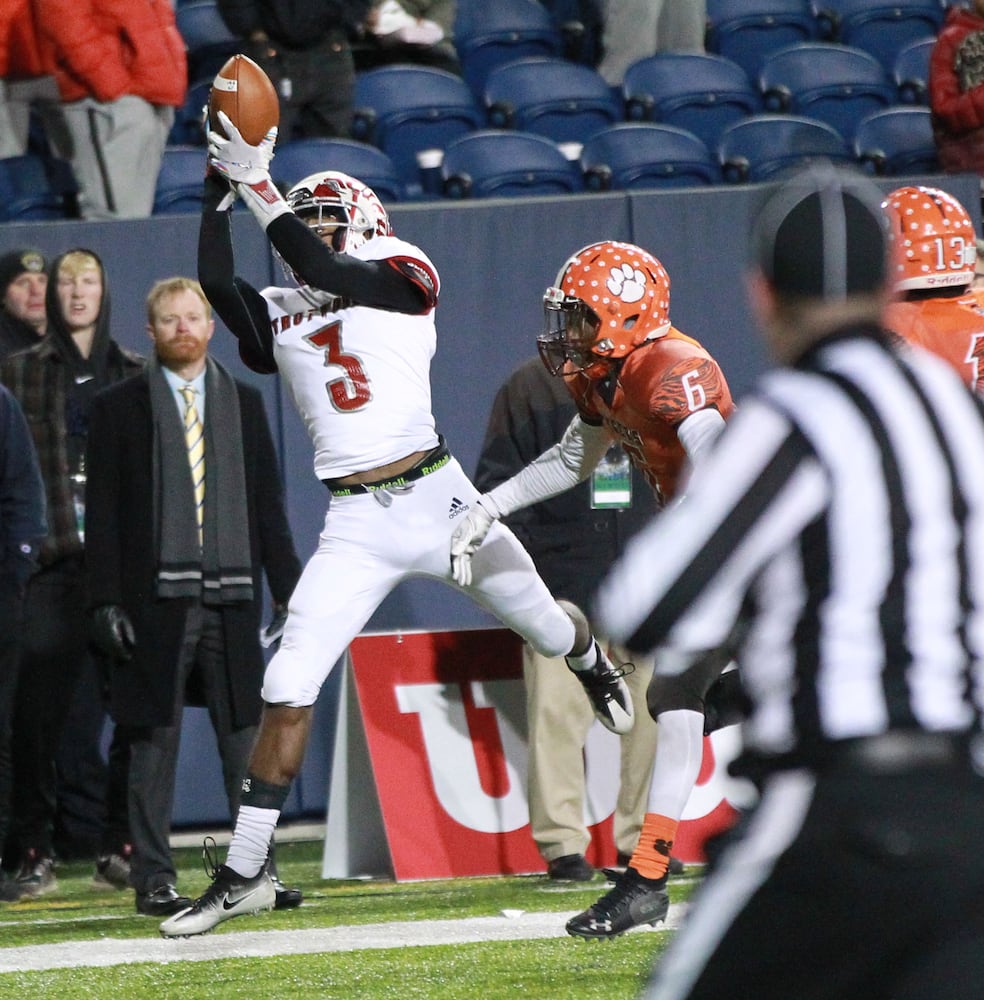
538;241;671;378
881;186;976;293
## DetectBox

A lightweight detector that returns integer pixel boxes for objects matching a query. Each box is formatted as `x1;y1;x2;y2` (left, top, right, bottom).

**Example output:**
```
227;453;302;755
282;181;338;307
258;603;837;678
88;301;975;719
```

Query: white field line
0;905;688;973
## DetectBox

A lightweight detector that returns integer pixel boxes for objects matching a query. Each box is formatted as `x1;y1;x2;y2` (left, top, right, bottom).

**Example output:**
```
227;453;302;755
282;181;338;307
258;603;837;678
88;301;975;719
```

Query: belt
322;438;450;497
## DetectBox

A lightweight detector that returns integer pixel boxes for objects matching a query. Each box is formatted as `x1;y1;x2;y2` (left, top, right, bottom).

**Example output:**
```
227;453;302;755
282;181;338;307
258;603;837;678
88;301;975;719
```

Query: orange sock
629;813;677;881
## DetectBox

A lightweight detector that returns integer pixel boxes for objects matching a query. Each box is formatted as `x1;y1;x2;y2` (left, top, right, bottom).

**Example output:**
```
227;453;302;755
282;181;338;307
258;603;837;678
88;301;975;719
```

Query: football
208;54;280;146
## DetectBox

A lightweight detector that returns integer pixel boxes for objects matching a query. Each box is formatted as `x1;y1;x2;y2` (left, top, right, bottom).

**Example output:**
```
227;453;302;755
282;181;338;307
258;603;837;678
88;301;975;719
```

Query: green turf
0;839;698;999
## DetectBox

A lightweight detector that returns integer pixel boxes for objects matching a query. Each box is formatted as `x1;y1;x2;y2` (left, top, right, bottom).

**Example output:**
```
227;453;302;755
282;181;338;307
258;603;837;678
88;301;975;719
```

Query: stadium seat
853;106;939;176
350;66;484;195
893;36;936;105
758;43;897;142
168;78;212;147
580;123;719;191
153;146;207;215
270;138;404;201
812;0;944;72
717;113;855;183
0;153;78;222
483;57;621;149
454;0;565;98
705;0;818;78
440;129;583;198
176;0;241;83
622;52;761;151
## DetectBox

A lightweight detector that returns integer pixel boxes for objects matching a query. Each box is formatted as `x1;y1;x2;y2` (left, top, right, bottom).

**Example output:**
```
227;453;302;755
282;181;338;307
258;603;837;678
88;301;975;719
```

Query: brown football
208;54;280;146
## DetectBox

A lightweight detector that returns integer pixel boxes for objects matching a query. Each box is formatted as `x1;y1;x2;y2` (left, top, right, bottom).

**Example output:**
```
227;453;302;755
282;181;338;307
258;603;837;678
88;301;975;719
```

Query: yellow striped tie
179;385;205;546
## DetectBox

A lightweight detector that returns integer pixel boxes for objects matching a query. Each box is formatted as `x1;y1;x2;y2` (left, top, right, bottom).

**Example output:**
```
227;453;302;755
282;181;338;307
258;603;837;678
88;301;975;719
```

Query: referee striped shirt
594;325;984;762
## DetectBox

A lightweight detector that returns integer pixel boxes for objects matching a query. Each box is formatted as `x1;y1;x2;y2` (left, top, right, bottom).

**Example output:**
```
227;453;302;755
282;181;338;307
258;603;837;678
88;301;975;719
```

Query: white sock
225;805;280;877
566;639;599;672
646;709;705;818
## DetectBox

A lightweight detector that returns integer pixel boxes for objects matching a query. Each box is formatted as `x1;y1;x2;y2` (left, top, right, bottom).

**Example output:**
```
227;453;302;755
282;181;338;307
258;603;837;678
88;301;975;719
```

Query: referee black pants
645;756;984;1000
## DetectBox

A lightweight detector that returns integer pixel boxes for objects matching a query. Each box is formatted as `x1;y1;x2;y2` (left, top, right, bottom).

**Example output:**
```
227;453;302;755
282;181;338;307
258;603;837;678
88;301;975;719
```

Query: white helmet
286;170;392;252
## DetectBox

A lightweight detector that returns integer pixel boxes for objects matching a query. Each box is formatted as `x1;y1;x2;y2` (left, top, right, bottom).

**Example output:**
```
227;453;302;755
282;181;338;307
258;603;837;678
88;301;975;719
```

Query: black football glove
260;604;289;649
90;604;136;662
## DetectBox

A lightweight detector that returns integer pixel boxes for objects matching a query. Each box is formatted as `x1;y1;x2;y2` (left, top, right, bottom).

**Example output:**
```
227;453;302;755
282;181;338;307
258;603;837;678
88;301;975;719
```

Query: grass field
0;836;699;999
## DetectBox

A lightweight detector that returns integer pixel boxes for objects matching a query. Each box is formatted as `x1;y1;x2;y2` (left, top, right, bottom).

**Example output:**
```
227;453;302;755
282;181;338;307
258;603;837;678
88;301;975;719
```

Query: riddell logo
449;497;467;519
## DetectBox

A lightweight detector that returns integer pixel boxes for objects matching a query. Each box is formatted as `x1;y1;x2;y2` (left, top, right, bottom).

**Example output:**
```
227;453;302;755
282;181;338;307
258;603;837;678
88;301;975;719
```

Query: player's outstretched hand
450;497;498;587
207;111;277;186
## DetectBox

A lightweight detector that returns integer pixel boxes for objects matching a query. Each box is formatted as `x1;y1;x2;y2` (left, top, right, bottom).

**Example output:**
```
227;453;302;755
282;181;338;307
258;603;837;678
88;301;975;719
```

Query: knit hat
0;248;48;297
753;163;889;300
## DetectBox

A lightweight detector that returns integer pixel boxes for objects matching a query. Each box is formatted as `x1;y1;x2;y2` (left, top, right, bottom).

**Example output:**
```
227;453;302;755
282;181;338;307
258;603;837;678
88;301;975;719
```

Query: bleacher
0;0;958;220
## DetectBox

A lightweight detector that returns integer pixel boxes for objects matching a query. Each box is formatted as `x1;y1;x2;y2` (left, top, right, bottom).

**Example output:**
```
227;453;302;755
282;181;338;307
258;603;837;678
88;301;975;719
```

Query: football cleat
567;642;634;735
566;867;669;940
159;840;275;938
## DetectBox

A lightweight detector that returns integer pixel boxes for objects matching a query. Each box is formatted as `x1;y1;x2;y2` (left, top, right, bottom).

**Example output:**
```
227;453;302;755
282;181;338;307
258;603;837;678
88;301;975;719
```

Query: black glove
90;604;136;662
260;604;289;649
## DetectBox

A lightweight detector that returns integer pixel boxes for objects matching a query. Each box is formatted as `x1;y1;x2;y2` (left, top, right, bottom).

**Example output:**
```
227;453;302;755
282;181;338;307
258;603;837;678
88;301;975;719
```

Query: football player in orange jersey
881;185;984;394
451;240;738;938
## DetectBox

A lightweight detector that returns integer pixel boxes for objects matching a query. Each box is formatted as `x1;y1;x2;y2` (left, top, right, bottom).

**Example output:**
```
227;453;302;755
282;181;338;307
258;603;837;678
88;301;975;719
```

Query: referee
595;163;984;1000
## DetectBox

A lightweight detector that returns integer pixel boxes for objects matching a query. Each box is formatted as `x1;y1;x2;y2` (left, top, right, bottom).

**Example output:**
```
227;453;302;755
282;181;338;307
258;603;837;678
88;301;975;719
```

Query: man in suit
85;276;303;916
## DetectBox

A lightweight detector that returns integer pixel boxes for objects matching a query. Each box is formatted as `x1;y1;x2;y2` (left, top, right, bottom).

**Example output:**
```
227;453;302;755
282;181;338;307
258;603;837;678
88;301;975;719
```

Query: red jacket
0;0;46;80
929;6;984;174
33;0;187;107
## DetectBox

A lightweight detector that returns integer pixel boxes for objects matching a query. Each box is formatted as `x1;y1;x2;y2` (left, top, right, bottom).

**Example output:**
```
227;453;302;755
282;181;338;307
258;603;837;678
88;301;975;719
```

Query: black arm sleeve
198;175;278;374
266;213;435;314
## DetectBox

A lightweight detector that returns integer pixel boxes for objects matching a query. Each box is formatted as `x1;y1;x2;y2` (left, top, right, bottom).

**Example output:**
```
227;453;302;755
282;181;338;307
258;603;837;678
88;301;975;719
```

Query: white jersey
263;235;441;479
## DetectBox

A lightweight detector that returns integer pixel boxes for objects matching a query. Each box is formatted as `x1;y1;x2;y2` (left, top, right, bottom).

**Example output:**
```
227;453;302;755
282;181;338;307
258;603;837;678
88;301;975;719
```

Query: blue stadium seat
350;66;484;195
168;78;212;147
271;138;404;201
0;154;78;222
893;36;936;106
705;0;818;78
176;0;241;83
853;106;939;176
483;57;621;148
759;43;897;142
454;0;565;98
153;146;207;215
813;0;944;72
440;129;583;198
622;52;761;151
580;123;719;191
717;113;855;183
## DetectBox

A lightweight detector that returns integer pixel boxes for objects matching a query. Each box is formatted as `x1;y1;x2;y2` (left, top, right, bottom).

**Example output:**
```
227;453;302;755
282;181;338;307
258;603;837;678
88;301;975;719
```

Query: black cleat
567;642;634;735
566;867;668;940
159;839;275;937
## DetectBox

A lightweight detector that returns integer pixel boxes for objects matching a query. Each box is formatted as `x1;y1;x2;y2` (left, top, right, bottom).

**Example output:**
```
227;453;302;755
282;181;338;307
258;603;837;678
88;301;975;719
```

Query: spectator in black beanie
0;249;48;360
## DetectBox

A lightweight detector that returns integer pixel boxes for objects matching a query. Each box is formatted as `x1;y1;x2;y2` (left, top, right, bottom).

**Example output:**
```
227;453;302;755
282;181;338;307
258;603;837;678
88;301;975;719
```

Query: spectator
613;160;984;1000
597;0;706;86
85;277;303;917
217;0;373;142
0;0;64;159
474;355;660;882
0;248;143;897
356;0;462;76
929;0;984;179
880;185;984;394
0;385;45;903
32;0;187;220
0;249;49;360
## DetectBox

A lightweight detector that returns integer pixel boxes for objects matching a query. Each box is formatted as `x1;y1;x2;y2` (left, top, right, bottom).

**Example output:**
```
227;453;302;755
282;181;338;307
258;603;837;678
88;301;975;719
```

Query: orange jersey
885;292;984;395
563;328;734;505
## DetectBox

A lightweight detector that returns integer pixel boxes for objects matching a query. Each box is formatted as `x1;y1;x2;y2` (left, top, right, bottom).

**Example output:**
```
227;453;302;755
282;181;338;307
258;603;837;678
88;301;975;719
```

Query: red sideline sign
342;628;749;881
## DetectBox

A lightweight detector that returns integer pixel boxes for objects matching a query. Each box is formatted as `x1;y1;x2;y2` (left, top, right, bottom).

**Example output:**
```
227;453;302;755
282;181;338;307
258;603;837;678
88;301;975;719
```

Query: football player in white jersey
159;115;635;937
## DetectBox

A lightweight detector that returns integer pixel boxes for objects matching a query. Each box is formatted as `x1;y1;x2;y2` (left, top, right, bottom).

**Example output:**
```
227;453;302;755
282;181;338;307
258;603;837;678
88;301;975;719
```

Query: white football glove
207;110;277;185
450;496;499;587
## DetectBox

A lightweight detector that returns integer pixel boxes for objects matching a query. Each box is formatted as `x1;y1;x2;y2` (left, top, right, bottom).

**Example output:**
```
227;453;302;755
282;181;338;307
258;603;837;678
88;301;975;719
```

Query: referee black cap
753;161;889;300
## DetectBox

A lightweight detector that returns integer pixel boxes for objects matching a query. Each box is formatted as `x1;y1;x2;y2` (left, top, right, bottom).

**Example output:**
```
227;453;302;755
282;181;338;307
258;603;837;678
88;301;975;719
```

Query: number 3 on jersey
305;322;372;411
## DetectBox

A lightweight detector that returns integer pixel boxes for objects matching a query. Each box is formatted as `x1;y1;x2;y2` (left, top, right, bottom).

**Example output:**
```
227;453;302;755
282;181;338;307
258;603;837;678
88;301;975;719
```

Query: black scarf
149;355;253;603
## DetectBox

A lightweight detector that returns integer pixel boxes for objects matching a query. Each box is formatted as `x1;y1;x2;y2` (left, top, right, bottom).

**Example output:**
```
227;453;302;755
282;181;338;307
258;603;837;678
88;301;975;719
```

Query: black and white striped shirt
595;326;984;762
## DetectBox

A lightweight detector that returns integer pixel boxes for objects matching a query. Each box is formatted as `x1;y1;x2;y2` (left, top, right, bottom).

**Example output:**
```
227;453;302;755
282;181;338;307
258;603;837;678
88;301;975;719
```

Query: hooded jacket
0;249;143;567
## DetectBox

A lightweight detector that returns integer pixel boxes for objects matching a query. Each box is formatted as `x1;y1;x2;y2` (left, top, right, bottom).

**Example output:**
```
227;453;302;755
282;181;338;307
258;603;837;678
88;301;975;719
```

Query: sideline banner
322;629;753;881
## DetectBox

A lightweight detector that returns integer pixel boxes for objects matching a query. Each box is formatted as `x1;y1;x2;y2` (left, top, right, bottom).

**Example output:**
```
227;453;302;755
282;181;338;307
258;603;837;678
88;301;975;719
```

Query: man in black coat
85;276;302;916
